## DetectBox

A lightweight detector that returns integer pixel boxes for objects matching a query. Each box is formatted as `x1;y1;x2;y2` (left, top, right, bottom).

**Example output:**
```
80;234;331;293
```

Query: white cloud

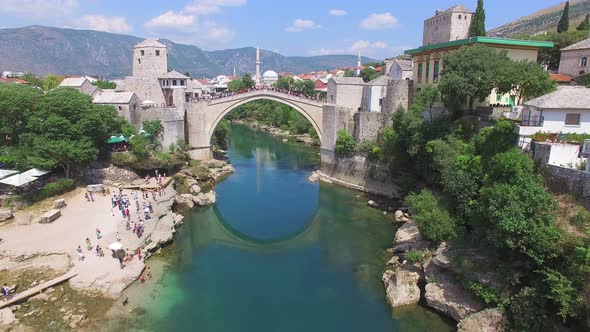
285;19;321;32
309;40;405;59
0;0;78;19
202;21;235;41
74;15;132;33
329;9;347;16
360;12;399;30
184;0;247;15
144;11;195;30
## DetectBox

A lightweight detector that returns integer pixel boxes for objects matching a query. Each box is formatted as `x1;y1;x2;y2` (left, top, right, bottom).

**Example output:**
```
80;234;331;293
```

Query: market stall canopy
106;135;128;144
0;170;19;180
108;242;124;250
22;168;50;177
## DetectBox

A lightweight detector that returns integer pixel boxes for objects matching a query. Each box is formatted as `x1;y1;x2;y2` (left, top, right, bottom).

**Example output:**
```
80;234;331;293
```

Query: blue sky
0;0;567;58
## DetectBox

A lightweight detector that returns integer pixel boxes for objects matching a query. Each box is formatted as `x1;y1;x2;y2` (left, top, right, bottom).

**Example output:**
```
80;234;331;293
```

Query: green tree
22;88;125;177
496;60;556;102
415;85;440;122
335;129;356;157
344;70;356;77
142;120;164;137
213;119;230;149
241;73;255;89
0;84;43;145
275;76;294;90
406;189;457;243
92;80;117;89
577;13;590;31
129;134;150;159
41;74;63;91
557;1;570;33
227;79;245;92
294;80;315;96
20;72;43;89
438;45;508;111
469;0;486;37
360;67;381;82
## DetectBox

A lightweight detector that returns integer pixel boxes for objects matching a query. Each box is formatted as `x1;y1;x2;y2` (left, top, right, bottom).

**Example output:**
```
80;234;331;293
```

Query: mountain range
0;25;377;79
488;0;590;37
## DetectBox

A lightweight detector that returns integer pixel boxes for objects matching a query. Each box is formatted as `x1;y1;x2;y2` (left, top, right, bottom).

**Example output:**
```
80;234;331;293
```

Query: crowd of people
193;86;326;102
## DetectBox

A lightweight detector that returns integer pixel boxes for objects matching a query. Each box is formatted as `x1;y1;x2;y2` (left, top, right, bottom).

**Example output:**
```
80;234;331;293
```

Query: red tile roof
196;79;210;85
549;73;574;82
0;78;29;84
375;66;383;72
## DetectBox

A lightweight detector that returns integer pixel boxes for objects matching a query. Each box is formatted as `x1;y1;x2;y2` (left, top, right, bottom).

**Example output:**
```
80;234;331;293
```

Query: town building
384;58;413;80
93;91;141;126
261;70;279;86
558;35;590;78
58;77;100;97
327;77;365;110
517;86;590;149
313;78;328;92
361;75;390;112
423;5;473;46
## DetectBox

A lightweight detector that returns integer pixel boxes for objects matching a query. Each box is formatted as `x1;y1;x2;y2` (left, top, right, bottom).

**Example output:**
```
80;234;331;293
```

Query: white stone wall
133;46;167;78
80;80;99;97
382;80;414;113
422;11;471;46
123;77;166;105
362;85;387;112
327;81;364;110
389;63;413;80
449;12;472;42
559;49;590;77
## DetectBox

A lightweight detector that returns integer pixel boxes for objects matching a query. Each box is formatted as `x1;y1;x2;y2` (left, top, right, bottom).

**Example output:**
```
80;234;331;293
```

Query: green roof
106;135;128;144
404;37;555;55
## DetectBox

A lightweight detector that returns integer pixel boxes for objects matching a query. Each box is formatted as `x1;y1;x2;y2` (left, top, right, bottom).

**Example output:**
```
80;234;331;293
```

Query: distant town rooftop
404;37;555;55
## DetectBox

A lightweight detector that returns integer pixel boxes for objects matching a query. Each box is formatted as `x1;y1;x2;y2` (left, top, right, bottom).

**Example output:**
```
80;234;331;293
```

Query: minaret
255;47;261;86
356;49;361;76
233;66;236;77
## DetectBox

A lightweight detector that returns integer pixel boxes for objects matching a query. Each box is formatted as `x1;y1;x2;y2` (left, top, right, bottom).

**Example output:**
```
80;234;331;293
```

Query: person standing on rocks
86;238;92;251
76;246;85;261
96;228;101;239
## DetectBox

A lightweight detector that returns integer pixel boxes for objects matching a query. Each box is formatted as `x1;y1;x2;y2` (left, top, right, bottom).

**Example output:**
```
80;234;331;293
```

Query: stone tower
422;5;473;46
133;39;168;78
255;47;261;86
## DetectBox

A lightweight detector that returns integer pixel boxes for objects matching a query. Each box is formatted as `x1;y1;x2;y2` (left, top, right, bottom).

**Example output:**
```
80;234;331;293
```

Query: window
417;63;423;83
496;92;502;102
180;80;185;86
118;106;122;111
433;61;440;82
330;95;334;102
565;113;581;126
581;57;588;67
156;50;160;56
141;50;145;56
172;80;177;86
137;58;141;64
425;63;430;83
458;15;462;19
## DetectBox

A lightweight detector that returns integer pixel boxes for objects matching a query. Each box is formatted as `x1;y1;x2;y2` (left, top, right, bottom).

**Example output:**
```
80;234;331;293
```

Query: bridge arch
207;93;323;144
186;90;324;160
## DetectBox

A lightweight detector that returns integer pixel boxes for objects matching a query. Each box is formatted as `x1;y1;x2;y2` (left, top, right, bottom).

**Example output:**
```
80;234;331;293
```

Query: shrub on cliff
335;130;357;157
406;189;457;243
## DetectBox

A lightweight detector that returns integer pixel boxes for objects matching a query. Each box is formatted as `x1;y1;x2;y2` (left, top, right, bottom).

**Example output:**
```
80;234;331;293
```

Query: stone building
58;77;100;97
361;75;390;113
93;91;141;126
558;36;590;78
423;5;473;46
384;58;413;80
327;77;364;110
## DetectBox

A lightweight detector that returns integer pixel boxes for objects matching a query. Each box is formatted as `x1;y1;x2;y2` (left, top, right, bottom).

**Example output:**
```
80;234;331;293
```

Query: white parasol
108;242;124;250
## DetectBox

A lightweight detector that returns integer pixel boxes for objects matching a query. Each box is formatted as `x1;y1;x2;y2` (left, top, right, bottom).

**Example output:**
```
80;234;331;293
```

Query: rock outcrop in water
457;308;507;332
382;269;421;307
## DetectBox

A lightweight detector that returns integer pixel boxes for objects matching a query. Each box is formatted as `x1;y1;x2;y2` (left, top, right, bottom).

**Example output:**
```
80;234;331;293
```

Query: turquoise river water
107;124;454;332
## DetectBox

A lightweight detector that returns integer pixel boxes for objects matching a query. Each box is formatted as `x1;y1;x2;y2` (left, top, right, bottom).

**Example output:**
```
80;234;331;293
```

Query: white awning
21;168;50;177
0;170;19;180
0;173;39;187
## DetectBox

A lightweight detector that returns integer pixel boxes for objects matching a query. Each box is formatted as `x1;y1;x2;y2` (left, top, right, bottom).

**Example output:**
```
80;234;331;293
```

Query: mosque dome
262;70;278;79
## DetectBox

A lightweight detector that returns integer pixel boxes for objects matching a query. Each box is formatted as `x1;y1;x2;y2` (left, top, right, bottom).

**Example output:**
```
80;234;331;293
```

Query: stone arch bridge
186;90;325;160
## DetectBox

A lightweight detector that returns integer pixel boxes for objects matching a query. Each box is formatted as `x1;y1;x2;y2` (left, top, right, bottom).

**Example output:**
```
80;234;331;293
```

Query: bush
464;280;504;306
405;250;424;264
357;141;383;160
335;129;357;157
406;189;457;243
26;178;77;202
111;152;136;167
570;208;590;226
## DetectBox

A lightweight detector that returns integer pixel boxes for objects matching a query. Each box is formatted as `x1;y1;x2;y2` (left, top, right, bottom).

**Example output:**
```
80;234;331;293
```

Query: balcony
520;115;544;127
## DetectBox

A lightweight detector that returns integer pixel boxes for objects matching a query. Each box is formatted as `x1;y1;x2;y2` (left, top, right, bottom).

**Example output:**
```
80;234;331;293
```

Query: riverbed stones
382;269;421;308
0;308;17;327
424;266;484;322
392;221;426;253
189;184;201;195
193;191;216;206
308;171;320;182
175;194;195;210
0;209;13;222
457;308;507;332
394;210;410;223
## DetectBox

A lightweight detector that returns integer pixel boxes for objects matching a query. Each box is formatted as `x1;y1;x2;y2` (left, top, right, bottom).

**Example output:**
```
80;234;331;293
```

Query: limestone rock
382;269;421;308
391;221;427;253
86;184;104;193
394;210;410;223
204;159;226;169
68;314;86;329
189;184;201;195
424;266;485;322
386;256;400;266
0;209;13;222
367;200;379;208
457;308;507;332
193;191;216;206
433;242;451;269
175;194;194;211
0;308;17;327
308;172;320;183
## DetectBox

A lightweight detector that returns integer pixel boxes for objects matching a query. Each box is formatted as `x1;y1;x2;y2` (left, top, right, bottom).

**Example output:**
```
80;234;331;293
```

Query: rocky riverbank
0;160;235;331
382;213;507;331
231;119;318;146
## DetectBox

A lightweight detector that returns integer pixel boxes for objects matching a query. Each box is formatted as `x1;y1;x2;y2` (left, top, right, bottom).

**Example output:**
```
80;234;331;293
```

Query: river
108;124;454;331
